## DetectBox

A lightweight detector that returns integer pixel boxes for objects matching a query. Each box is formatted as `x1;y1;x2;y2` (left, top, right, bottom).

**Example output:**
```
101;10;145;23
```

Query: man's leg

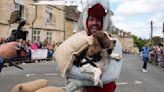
143;62;147;70
98;82;116;92
86;82;116;92
143;57;148;72
86;86;97;92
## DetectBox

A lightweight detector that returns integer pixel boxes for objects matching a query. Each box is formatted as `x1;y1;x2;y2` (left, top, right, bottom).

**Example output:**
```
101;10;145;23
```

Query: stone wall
0;0;65;43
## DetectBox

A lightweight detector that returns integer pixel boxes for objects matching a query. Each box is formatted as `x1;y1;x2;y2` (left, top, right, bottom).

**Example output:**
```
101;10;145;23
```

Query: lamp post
150;21;153;47
162;22;164;45
31;5;37;43
63;8;66;40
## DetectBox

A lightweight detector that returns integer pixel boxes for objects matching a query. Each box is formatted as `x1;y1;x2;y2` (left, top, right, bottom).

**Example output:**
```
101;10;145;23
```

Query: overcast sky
38;0;164;39
109;0;164;39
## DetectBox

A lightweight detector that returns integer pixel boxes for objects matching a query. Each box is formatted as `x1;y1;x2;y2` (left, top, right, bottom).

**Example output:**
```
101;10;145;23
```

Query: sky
109;0;164;39
37;0;164;39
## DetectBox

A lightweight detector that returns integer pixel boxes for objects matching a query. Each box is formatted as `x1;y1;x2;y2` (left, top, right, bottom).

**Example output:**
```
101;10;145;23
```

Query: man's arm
0;42;18;72
0;42;17;60
66;38;122;85
101;38;122;84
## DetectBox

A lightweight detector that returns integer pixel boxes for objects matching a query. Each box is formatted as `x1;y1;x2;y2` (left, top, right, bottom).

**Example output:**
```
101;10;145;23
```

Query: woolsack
11;79;48;92
54;31;93;77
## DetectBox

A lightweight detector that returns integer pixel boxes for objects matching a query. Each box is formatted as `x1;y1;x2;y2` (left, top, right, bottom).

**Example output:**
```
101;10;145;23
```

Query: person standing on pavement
142;45;150;72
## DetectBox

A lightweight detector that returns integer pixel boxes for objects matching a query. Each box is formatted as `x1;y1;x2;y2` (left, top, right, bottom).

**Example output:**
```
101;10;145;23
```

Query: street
116;54;164;92
0;54;164;92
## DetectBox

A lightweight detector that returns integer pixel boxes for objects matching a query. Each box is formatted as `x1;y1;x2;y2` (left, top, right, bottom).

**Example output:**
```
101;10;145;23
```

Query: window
73;22;78;33
46;6;53;24
46;31;52;43
14;3;24;19
33;30;40;42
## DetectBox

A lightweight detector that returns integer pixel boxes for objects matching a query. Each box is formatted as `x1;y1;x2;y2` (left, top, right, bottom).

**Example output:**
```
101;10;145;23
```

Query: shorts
87;81;116;92
143;57;149;63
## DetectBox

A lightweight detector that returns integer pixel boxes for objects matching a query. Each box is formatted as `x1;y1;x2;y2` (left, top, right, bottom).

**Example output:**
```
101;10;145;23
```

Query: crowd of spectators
0;38;62;64
149;44;164;68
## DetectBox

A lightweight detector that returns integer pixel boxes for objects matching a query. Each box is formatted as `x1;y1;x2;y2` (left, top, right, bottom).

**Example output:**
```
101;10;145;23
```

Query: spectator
31;41;39;50
142;45;150;72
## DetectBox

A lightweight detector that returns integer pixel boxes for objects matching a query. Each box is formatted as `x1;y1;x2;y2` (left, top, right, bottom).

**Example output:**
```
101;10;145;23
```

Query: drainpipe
31;5;37;42
162;22;164;32
63;7;66;40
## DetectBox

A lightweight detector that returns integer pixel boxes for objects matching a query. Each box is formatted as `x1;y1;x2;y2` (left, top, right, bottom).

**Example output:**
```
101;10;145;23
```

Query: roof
66;6;80;22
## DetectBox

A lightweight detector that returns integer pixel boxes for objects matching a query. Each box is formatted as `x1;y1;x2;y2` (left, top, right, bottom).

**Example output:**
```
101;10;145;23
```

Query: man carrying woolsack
54;0;122;92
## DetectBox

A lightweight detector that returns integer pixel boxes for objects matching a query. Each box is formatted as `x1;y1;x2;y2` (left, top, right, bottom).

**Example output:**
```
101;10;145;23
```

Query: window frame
33;30;40;42
14;3;25;19
46;6;53;24
46;31;52;43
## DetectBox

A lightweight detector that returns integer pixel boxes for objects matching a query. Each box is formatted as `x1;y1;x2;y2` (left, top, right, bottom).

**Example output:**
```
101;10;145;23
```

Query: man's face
87;16;103;35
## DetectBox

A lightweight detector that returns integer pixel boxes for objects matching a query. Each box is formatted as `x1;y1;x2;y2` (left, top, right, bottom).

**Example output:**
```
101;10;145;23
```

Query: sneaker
142;69;144;72
142;69;147;72
22;62;26;65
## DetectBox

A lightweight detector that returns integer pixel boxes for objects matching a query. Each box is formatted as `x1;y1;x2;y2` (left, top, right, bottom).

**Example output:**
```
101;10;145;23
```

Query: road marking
26;74;36;77
59;86;66;89
116;82;128;85
25;73;58;77
134;80;143;84
44;73;58;76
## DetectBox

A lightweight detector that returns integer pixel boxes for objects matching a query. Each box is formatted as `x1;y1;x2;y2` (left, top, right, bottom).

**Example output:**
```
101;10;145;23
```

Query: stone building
0;0;139;53
112;27;139;54
0;0;66;43
65;6;80;39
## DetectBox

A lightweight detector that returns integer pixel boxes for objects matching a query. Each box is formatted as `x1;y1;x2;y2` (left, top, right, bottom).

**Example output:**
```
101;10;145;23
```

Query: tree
132;35;145;51
152;36;163;45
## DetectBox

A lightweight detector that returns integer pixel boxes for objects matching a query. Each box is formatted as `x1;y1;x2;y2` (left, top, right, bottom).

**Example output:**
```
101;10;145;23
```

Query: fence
6;49;54;65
